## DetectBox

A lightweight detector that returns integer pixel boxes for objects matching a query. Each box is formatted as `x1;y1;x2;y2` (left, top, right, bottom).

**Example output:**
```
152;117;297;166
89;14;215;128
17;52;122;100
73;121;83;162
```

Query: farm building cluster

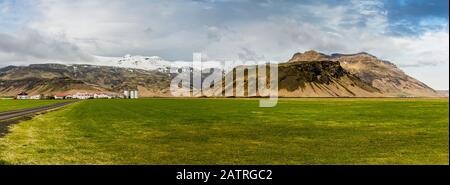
15;90;139;100
16;92;41;100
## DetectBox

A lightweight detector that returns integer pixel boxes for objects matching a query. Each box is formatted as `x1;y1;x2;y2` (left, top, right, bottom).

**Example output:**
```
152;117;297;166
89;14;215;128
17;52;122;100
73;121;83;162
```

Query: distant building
54;93;70;99
94;93;114;99
61;92;118;99
29;94;42;100
16;92;29;99
70;92;93;99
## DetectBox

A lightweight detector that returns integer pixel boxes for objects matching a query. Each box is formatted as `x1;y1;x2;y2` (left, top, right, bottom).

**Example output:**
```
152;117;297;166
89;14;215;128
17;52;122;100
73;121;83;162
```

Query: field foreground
0;98;448;164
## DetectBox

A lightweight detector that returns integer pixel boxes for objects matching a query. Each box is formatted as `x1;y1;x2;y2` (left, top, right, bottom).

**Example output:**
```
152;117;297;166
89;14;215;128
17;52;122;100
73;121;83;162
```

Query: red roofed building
16;92;29;99
54;93;70;99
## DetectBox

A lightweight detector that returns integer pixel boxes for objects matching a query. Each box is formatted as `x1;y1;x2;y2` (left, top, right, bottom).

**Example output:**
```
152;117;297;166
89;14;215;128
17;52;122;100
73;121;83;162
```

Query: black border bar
1;165;448;184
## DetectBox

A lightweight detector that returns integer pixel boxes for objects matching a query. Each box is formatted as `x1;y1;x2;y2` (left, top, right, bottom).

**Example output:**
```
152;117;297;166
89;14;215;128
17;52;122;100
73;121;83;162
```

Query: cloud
383;0;449;36
0;28;94;66
386;30;449;68
199;0;448;67
0;0;448;88
22;0;448;61
0;1;10;14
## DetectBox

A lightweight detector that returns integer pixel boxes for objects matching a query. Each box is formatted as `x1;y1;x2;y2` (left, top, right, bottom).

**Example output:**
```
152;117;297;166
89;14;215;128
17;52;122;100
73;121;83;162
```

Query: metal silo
124;90;129;99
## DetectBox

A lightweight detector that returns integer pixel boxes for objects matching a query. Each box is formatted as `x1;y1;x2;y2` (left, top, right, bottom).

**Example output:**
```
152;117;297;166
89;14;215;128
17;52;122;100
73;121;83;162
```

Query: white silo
130;90;135;99
131;90;138;99
123;90;129;99
134;90;139;99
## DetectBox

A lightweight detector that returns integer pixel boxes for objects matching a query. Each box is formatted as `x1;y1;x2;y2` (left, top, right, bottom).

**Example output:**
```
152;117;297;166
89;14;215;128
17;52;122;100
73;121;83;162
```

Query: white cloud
0;28;94;66
0;1;10;14
29;0;211;58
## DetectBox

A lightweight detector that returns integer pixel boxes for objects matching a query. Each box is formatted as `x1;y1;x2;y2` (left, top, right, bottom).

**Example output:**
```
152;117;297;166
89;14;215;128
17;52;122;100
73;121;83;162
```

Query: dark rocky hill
289;50;440;97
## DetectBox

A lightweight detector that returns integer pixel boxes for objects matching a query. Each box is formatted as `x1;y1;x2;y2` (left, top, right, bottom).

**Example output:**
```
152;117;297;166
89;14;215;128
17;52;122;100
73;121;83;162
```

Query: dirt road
0;101;76;137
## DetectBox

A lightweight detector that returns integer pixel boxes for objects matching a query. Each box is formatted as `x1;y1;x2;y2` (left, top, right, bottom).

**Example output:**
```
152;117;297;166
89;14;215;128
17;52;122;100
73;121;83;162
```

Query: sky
0;0;448;89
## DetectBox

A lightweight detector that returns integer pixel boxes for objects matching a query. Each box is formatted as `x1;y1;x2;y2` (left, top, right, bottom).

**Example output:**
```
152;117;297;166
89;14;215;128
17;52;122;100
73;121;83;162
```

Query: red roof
54;93;70;97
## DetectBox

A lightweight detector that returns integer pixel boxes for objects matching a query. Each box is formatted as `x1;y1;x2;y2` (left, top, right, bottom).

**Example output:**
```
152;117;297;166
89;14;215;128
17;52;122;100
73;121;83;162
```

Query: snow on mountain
93;55;187;72
91;55;234;72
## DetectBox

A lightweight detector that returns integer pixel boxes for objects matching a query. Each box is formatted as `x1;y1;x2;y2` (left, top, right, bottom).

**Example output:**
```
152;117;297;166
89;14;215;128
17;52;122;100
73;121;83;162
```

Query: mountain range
0;64;172;97
0;50;443;97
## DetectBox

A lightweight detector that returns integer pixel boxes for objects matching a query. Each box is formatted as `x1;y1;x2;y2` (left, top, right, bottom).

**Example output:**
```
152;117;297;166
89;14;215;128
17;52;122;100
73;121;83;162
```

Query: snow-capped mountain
93;55;186;72
92;55;233;73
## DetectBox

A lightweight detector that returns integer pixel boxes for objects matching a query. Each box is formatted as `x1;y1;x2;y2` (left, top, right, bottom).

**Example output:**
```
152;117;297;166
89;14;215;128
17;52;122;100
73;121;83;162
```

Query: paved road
0;101;76;121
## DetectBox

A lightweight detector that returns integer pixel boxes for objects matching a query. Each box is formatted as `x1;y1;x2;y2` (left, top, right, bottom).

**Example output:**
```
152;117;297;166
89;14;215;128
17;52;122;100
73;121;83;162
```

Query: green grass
0;100;70;112
0;98;448;164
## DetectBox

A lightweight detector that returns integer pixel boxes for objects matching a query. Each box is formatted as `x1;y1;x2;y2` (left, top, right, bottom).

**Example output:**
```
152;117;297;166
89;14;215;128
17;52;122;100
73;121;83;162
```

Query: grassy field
0;100;70;112
0;98;448;164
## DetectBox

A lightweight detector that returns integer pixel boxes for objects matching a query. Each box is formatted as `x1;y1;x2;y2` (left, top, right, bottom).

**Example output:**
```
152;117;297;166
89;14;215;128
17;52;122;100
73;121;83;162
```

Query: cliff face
277;60;381;97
